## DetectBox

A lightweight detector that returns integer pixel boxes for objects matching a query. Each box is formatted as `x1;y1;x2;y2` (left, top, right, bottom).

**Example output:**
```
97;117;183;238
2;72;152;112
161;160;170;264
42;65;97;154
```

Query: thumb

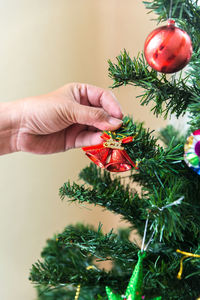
72;103;123;131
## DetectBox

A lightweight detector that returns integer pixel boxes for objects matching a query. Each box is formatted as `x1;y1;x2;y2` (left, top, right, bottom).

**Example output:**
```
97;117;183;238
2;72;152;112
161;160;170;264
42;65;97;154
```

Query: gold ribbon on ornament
176;249;200;280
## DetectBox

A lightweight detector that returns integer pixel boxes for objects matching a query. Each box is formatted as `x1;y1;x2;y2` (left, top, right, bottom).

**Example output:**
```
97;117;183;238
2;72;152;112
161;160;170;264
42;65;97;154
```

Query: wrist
0;101;22;155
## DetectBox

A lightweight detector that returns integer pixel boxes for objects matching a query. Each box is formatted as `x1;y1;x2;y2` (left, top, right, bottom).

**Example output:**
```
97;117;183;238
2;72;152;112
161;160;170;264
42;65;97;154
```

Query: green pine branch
60;165;200;244
30;224;200;300
143;0;200;25
29;225;139;298
57;224;138;266
188;100;200;130
159;125;186;147
108;51;197;118
59;176;145;229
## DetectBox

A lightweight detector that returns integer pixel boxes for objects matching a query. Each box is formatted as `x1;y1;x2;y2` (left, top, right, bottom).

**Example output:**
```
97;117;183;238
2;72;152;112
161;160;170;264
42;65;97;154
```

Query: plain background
0;1;166;299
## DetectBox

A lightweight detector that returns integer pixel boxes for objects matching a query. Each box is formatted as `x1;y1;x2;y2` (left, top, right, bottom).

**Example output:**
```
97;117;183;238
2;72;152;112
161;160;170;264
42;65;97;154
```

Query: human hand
13;83;123;154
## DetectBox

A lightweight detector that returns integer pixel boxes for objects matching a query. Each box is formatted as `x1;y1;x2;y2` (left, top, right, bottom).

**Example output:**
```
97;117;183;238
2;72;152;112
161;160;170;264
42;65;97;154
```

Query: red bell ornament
82;133;138;173
83;144;110;168
144;19;192;73
106;149;134;172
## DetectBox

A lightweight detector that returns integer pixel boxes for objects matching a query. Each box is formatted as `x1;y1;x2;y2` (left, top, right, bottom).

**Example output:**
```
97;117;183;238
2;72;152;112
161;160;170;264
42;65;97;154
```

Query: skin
0;83;123;155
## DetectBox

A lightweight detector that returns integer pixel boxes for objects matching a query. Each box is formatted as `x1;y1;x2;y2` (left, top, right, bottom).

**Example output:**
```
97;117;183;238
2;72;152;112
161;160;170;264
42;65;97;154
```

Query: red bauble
144;19;192;73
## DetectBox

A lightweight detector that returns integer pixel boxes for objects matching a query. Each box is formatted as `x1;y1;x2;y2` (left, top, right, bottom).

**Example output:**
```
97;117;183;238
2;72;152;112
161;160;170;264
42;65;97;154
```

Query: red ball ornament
144;19;193;73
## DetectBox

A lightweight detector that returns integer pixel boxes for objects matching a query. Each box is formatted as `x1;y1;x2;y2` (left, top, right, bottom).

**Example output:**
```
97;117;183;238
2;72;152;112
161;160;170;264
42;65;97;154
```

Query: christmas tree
29;1;200;299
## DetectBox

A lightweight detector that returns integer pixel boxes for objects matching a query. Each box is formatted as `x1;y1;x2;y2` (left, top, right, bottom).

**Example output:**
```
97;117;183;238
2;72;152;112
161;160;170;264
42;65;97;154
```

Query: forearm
0;102;20;155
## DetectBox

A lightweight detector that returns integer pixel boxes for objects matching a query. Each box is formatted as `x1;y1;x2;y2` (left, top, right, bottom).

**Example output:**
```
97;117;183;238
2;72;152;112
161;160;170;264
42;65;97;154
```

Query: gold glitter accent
135;160;141;168
74;266;96;300
74;284;81;300
86;266;96;270
176;249;200;280
184;135;194;152
103;138;124;150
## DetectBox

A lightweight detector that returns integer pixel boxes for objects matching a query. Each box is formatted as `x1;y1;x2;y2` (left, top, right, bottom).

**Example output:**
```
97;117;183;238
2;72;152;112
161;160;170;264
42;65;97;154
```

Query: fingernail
108;117;123;126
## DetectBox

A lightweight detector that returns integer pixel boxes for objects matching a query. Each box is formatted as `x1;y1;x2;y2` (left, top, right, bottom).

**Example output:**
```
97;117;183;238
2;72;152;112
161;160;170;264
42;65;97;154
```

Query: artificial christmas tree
29;1;200;299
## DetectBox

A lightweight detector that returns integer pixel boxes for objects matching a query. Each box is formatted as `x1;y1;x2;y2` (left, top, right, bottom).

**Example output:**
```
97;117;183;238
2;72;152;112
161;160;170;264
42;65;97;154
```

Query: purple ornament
195;141;200;157
184;130;200;174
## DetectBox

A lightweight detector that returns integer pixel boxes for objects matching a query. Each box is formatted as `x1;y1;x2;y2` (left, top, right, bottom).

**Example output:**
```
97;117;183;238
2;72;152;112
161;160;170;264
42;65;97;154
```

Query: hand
14;83;123;154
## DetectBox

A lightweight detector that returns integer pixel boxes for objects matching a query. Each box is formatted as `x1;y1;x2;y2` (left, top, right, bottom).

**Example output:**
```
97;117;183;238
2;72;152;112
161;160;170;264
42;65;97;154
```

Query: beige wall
0;1;165;300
